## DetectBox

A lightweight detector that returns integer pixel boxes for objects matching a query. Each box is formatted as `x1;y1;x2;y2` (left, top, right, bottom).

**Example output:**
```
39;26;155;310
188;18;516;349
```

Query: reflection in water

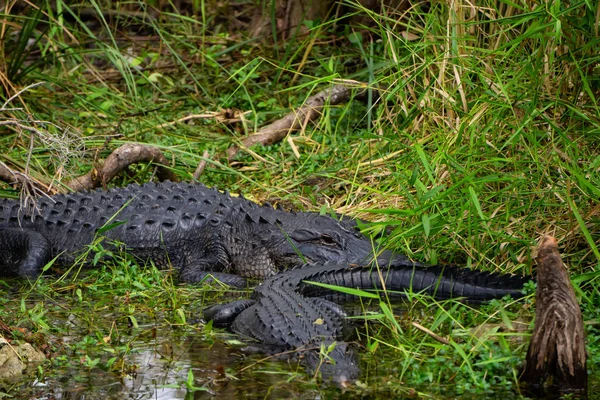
17;328;320;399
1;280;330;400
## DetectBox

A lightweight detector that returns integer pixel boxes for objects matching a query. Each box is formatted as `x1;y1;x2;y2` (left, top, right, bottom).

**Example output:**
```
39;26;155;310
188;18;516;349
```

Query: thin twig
192;150;211;180
412;321;451;345
1;82;46;110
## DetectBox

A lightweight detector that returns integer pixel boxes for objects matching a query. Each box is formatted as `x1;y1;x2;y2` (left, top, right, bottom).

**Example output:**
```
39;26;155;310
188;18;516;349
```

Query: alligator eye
320;234;337;246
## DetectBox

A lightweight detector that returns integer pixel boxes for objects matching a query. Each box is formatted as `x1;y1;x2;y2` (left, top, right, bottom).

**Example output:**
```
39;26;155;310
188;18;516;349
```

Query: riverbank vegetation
0;0;598;398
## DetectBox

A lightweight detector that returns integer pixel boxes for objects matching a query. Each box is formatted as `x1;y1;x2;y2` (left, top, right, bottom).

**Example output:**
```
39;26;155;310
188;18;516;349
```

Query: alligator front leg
204;299;256;327
0;228;51;278
177;235;247;287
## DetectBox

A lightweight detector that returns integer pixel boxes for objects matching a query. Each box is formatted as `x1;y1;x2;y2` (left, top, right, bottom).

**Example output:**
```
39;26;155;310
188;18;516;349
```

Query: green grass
1;0;599;398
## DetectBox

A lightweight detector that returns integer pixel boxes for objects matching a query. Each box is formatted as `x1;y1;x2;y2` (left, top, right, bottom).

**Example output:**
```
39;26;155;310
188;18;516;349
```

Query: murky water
21;336;319;399
2;276;598;400
1;278;338;399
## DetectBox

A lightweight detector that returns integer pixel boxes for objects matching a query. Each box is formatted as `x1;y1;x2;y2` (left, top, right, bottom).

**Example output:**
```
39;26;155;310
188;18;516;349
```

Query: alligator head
300;340;360;387
267;215;413;270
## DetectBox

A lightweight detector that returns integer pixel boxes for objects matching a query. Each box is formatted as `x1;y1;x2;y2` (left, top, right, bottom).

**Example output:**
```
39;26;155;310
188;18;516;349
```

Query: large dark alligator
204;261;528;385
0;181;401;284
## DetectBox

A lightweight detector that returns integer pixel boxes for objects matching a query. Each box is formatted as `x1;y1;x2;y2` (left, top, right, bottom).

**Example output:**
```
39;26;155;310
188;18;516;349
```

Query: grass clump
0;0;599;398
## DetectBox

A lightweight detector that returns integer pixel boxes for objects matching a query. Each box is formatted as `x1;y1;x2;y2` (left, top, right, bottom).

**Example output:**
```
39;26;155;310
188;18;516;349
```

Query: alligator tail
300;263;530;302
394;264;529;301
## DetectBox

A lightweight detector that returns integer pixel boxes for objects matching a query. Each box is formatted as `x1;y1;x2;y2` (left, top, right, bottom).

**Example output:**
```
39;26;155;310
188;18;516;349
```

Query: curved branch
66;143;178;191
226;83;377;160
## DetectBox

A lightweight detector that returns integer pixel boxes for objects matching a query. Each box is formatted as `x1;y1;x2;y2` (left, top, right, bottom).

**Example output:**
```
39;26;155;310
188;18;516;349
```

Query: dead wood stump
521;236;587;397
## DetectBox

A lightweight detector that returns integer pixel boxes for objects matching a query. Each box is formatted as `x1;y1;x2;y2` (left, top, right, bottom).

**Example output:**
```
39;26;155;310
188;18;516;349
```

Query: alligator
0;181;403;284
204;261;528;385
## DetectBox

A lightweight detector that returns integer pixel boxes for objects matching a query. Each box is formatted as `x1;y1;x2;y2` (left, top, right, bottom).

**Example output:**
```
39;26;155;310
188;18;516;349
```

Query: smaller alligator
204;261;528;384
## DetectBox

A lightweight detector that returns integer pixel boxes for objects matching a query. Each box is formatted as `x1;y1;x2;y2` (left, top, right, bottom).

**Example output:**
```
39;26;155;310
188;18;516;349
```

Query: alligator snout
301;340;360;387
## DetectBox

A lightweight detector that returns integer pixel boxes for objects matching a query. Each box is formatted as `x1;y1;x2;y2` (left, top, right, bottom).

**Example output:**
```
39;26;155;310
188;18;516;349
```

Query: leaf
176;308;186;324
347;32;363;45
567;196;600;261
422;185;445;202
147;72;164;82
422;213;431;238
401;31;421;41
468;186;485;220
187;369;194;386
128;315;138;329
303;280;379;299
326;341;337;355
99;99;113;111
379;302;403;334
42;254;61;272
97;220;127;234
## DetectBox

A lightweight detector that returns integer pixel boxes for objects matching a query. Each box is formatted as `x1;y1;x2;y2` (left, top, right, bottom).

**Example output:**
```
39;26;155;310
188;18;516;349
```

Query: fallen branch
156;109;250;130
1;144;178;194
226;82;377;161
520;236;587;396
66;143;178;191
0;162;37;190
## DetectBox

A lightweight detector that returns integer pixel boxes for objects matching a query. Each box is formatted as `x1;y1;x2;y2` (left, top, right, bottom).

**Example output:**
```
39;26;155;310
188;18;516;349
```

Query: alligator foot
0;228;51;278
204;299;255;327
